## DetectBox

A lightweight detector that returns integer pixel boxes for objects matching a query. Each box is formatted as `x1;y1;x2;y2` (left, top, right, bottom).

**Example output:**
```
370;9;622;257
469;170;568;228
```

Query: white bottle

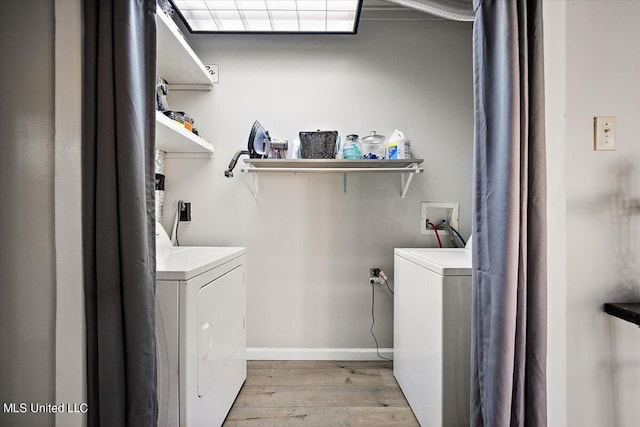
388;129;411;159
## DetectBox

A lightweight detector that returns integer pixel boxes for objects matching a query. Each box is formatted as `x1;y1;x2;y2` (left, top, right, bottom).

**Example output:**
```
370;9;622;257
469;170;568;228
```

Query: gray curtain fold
82;0;158;426
471;0;547;426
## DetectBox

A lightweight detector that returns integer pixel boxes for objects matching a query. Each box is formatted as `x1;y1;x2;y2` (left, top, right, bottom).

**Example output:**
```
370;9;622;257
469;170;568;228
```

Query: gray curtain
82;0;157;426
471;0;547;426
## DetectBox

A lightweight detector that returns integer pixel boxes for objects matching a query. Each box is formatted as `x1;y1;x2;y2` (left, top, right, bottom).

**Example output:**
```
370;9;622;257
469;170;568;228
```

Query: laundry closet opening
161;0;473;355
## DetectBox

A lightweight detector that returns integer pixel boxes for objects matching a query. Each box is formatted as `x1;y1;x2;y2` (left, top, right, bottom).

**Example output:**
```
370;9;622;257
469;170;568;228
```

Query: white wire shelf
240;159;424;199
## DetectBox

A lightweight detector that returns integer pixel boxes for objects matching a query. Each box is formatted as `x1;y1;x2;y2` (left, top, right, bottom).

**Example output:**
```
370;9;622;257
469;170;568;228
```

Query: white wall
563;2;640;426
54;1;86;426
543;1;568;425
0;1;56;426
163;18;473;353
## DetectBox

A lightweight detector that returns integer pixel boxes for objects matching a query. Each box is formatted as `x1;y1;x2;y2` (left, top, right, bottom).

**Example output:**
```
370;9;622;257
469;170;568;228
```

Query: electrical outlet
369;268;382;285
420;202;459;235
179;202;191;222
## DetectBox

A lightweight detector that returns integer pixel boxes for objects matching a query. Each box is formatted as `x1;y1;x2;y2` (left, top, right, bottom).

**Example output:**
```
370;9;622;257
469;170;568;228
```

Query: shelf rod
241;167;424;173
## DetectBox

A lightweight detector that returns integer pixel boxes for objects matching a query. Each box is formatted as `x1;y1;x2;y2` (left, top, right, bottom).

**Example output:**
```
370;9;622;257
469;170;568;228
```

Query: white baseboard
246;347;394;361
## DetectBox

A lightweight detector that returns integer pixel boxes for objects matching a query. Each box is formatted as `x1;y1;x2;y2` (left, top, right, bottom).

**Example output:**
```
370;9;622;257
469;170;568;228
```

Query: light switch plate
594;116;616;151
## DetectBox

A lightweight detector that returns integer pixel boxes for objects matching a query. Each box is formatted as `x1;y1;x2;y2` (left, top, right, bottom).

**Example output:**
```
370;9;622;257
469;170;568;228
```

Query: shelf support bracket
242;169;259;199
250;173;259;199
400;163;420;199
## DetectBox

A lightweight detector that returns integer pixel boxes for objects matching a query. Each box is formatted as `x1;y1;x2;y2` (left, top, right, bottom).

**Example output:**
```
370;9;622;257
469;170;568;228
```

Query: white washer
393;248;472;427
156;228;247;427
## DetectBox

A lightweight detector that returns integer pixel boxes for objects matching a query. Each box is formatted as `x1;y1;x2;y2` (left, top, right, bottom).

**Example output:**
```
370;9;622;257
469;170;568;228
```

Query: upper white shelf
156;6;213;90
156;112;214;156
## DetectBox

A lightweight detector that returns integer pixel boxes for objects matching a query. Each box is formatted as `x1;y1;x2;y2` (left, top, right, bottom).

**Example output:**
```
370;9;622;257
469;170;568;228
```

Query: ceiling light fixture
170;0;363;34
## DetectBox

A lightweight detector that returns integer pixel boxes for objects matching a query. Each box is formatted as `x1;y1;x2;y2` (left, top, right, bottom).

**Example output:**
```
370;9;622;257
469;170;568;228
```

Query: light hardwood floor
223;360;419;427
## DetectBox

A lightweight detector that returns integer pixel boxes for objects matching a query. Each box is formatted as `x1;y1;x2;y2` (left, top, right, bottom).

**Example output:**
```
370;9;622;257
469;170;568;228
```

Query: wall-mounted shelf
604;303;640;327
240;159;424;199
156;111;214;156
156;6;213;90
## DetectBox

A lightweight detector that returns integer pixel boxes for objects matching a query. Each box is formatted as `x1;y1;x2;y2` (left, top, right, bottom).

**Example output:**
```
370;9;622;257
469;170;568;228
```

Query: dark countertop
604;303;640;327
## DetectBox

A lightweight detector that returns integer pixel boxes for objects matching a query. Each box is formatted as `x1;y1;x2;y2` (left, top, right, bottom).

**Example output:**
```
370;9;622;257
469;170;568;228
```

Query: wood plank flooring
223;361;419;427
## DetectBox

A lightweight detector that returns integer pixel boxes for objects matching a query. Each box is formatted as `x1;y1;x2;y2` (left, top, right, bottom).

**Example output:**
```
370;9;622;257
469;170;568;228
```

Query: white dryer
393;248;472;427
156;226;247;426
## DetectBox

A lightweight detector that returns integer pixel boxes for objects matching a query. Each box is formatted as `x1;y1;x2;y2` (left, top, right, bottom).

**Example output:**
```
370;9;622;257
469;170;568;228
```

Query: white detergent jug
387;129;411;159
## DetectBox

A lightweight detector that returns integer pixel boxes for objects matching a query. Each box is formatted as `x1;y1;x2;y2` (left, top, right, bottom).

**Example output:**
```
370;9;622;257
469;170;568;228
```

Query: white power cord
170;200;183;246
369;277;393;362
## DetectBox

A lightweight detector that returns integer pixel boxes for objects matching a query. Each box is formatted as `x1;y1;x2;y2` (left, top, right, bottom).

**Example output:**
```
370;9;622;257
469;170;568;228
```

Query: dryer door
196;265;244;397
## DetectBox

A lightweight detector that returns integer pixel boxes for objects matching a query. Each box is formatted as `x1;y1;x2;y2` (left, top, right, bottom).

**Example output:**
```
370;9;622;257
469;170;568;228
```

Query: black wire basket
299;131;338;159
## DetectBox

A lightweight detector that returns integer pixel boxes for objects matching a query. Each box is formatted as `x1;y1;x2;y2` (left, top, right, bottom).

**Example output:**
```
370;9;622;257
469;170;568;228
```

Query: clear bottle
343;134;362;159
361;131;386;159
